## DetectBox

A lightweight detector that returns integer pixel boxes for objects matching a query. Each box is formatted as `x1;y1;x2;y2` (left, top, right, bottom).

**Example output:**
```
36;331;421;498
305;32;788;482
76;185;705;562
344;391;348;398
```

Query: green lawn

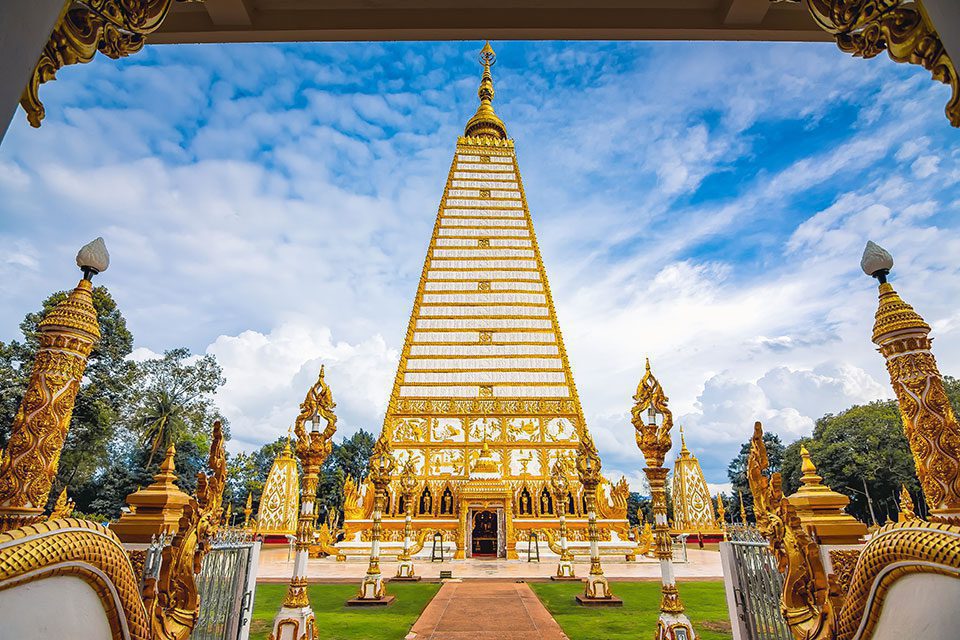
249;582;441;640
529;581;732;640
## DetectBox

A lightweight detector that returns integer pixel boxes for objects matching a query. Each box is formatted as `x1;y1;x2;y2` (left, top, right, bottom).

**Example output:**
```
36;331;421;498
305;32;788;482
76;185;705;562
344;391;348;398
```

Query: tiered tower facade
341;43;628;559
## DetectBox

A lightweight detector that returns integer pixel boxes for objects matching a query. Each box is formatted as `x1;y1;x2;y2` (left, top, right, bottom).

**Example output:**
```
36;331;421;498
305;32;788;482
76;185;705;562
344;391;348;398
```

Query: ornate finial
464;41;507;140
799;445;824;487
738;490;747;523
76;237;110;279
679;424;690;456
861;240;893;281
631;359;674;468
899;484;917;521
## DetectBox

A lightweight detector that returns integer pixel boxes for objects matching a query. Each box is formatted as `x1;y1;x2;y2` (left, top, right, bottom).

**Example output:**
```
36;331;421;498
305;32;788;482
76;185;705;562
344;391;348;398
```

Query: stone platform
256;545;723;581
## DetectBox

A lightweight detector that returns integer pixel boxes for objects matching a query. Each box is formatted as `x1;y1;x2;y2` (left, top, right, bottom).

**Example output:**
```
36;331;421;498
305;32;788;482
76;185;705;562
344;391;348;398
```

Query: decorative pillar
632;359;696;640
574;433;620;605
270;366;339;640
0;238;108;533
394;457;420;581
862;241;960;524
349;433;396;605
549;458;576;579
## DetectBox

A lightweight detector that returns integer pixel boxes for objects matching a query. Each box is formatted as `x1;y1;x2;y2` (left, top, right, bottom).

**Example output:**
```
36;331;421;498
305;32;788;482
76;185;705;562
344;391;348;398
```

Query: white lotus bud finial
76;237;110;279
861;241;893;283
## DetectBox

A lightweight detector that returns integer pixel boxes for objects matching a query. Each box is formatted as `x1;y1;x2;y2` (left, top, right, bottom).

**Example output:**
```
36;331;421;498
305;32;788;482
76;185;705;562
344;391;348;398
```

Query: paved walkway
406;581;568;640
256;546;723;581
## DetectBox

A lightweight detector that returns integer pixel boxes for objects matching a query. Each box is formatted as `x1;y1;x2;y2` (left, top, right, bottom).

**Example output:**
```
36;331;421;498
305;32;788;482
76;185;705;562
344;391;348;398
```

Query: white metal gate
724;525;791;640
191;530;260;640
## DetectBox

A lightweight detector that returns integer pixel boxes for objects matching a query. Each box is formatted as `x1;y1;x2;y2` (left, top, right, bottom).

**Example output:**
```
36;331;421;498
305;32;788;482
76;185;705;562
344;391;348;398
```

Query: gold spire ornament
394;457;420;580
739;490;748;524
632;359;696;640
715;494;727;540
574;432;619;604
112;444;192;543
351;432;397;604
862;241;960;523
243;492;254;529
270;366;339;640
464;41;508;140
0;238;107;532
550;458;576;579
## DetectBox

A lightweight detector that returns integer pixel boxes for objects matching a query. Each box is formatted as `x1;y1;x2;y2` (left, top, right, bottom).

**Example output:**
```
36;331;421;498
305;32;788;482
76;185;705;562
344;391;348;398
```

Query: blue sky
1;40;958;494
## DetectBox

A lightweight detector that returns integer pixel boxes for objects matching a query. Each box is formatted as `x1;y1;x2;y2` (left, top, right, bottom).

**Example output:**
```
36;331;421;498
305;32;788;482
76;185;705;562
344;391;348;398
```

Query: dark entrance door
471;510;498;557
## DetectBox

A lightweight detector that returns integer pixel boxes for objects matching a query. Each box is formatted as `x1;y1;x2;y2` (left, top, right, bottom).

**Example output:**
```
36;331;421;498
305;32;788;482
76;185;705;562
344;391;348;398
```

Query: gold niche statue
0;238;106;532
631;359;696;640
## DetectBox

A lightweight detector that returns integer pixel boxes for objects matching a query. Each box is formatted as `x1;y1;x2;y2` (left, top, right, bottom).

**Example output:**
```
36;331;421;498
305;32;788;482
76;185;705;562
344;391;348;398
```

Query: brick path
406;581;568;640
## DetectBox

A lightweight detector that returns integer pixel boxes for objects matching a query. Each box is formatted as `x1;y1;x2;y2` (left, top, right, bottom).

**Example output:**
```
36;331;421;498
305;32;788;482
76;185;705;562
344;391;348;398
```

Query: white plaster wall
0;575;114;640
869;572;960;640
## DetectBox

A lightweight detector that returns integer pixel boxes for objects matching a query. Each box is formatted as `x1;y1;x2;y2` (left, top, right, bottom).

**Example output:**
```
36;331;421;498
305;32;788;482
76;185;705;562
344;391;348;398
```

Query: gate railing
191;529;261;640
720;525;791;640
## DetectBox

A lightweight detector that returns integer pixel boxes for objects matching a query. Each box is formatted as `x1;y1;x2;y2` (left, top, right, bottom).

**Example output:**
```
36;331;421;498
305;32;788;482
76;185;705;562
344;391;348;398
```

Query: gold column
804;0;958;127
632;359;696;640
271;366;338;640
574;433;618;603
243;492;253;530
0;238;108;533
550;458;576;579
862;241;960;523
352;432;395;603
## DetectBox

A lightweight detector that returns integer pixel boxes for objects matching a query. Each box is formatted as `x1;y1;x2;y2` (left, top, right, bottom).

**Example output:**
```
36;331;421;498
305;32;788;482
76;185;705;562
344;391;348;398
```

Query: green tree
124;348;227;465
726;430;784;520
0;286;135;505
780;400;918;524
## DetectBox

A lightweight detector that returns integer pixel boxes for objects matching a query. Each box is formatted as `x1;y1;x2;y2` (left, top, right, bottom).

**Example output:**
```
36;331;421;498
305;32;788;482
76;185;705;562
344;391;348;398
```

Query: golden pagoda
256;439;300;539
341;42;628;558
671;426;721;536
786;445;866;545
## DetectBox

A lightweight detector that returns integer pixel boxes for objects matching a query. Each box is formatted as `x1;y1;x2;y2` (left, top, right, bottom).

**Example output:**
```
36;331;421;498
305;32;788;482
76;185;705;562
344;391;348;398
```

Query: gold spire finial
679;424;690;456
464;41;507;140
799;445;823;487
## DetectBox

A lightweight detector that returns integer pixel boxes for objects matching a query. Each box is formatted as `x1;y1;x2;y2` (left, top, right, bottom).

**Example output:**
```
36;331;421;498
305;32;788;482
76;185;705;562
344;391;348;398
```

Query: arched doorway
471;510;498;557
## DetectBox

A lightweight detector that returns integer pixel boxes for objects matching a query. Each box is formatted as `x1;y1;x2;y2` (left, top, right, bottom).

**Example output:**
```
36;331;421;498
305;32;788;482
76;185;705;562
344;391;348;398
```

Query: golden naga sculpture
22;0;178;127
143;420;227;640
898;484;916;521
748;421;841;640
0;238;107;533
